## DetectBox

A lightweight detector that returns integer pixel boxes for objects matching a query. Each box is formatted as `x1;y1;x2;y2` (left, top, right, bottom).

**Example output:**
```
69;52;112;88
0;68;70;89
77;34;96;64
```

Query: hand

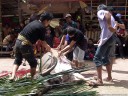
56;45;61;50
115;21;119;30
50;48;53;55
97;40;100;44
58;51;62;57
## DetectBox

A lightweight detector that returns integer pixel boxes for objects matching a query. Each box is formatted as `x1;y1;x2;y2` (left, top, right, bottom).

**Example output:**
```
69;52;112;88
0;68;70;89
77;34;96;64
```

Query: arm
42;40;51;52
57;35;66;50
118;23;125;29
61;40;68;49
105;12;117;33
59;40;76;56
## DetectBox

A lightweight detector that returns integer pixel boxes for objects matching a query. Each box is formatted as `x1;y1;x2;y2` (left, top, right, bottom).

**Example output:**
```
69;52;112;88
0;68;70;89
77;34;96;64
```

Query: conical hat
79;0;87;9
50;19;59;28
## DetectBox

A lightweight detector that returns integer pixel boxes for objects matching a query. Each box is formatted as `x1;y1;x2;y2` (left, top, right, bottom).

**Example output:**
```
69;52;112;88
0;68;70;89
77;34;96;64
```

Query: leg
109;57;116;71
71;60;78;68
72;47;79;68
103;40;116;81
93;41;111;84
77;47;85;68
109;41;116;73
9;64;19;80
21;45;37;79
96;66;103;84
9;40;23;80
30;67;36;79
105;64;112;81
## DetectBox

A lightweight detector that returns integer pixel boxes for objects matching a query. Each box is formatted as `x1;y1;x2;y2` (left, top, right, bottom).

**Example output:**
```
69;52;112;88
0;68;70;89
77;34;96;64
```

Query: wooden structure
0;0;128;55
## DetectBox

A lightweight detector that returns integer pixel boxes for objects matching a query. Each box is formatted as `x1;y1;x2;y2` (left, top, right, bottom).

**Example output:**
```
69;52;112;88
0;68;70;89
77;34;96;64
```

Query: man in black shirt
58;27;87;68
9;12;53;80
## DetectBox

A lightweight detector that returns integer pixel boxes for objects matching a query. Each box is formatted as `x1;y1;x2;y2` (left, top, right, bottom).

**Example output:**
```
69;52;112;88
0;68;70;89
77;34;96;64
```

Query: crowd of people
1;4;127;86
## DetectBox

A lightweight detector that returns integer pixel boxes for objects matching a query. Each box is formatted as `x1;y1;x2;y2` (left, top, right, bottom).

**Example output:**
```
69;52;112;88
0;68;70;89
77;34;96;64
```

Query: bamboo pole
90;0;92;30
18;0;22;23
106;0;107;5
125;0;127;19
0;0;2;43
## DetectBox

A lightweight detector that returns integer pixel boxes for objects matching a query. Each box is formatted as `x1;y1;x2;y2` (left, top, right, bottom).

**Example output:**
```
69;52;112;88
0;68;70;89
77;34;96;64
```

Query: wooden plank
0;51;12;54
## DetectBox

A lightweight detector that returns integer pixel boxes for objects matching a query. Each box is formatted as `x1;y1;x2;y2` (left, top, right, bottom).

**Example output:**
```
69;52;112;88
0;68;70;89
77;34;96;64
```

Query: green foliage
0;66;96;96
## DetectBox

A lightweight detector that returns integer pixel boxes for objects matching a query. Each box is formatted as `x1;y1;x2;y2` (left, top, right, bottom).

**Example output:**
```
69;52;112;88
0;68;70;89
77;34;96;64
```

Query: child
53;30;60;48
85;38;95;60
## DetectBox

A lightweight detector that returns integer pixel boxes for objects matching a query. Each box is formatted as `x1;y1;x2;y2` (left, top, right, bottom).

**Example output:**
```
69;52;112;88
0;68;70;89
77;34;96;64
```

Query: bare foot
87;80;103;86
103;77;113;82
8;76;15;81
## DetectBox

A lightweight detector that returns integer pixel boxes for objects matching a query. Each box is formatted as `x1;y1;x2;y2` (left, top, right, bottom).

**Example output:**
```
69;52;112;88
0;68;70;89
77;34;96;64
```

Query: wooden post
125;0;127;19
18;0;22;23
91;0;92;20
0;0;2;43
106;0;107;5
68;2;72;13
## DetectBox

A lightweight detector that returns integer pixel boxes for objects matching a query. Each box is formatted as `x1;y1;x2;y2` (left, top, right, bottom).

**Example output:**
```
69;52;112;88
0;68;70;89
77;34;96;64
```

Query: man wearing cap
57;14;78;59
9;12;53;80
64;14;78;29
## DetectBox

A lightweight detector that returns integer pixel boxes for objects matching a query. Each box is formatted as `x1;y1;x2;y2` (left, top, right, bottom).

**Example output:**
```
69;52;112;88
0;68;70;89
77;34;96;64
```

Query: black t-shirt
20;20;46;44
69;29;87;50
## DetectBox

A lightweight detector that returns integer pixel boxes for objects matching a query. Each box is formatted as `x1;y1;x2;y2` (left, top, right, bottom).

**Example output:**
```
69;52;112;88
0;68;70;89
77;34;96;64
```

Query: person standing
9;12;53;80
93;4;118;85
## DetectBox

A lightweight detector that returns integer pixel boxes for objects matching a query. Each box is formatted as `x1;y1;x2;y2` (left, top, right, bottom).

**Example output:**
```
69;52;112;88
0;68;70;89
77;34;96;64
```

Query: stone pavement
0;57;128;95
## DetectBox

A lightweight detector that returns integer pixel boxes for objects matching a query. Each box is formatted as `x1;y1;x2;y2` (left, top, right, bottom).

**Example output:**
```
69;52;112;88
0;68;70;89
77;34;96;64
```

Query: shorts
13;39;37;68
93;35;115;67
73;46;85;62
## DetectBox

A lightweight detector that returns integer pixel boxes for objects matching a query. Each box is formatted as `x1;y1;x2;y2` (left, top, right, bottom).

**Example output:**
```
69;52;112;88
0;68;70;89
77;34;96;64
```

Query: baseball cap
65;14;72;18
116;13;122;18
40;12;53;21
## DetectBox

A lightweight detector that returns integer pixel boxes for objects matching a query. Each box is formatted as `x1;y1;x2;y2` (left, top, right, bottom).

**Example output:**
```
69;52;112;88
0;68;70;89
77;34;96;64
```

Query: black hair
97;4;107;11
9;31;15;35
59;18;65;22
39;12;53;21
67;27;76;36
62;29;68;35
107;6;115;11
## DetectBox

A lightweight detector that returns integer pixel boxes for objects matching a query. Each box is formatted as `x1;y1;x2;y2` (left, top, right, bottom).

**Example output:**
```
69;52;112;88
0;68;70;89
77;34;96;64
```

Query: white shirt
97;10;116;46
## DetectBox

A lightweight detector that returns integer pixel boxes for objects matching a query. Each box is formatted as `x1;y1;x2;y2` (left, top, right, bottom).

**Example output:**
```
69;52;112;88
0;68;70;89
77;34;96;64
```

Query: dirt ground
0;57;128;96
83;58;128;96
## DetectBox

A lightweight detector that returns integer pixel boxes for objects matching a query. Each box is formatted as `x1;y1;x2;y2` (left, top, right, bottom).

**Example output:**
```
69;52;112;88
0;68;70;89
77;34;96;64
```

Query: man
108;6;125;59
93;4;118;85
58;27;87;68
64;14;78;29
57;14;78;50
9;12;53;80
3;31;17;51
103;6;126;81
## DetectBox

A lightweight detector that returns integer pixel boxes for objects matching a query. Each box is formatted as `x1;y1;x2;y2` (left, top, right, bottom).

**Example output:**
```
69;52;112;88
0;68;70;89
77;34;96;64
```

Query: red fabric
118;29;125;36
0;69;30;78
53;37;60;48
